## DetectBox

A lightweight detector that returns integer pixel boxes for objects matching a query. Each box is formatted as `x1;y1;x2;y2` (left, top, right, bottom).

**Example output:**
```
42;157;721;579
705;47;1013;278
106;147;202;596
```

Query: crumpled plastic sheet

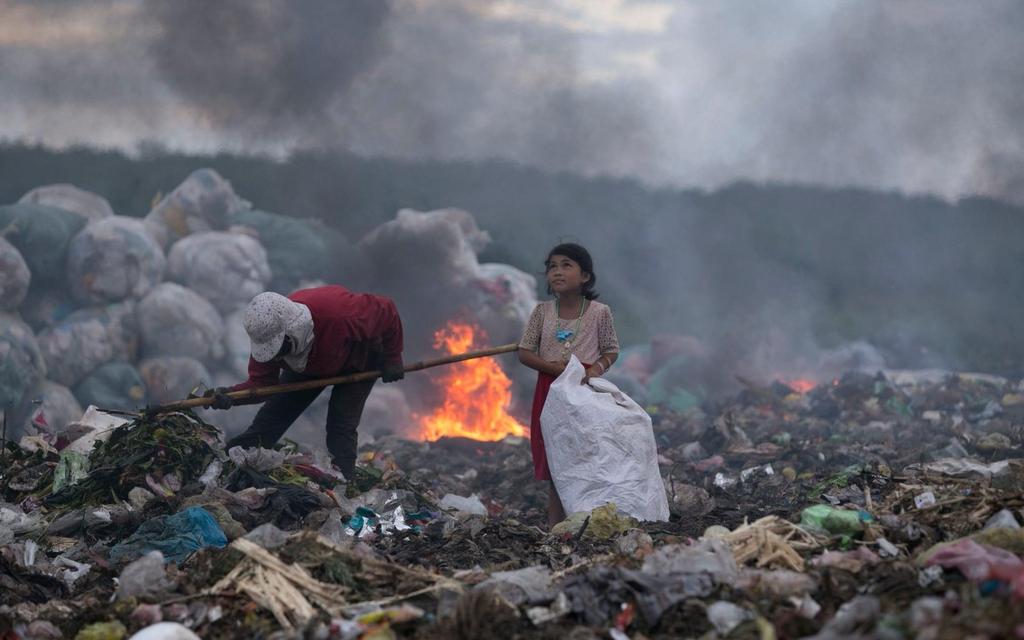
167;231;271;313
109;506;228;565
53;449;90;493
0;313;45;407
36;301;138;387
138;283;225;361
228;446;287;472
55;556;91;590
477;565;555;607
145;168;251;249
925;538;1024;598
0;235;30;310
117;551;176;600
562;565;714;627
804;595;880;639
640;538;739;585
244;523;289;549
67;216;166;304
439;493;488;516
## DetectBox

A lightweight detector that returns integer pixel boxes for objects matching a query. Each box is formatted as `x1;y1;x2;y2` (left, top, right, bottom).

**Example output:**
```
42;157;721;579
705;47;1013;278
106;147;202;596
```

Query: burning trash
416;321;526;442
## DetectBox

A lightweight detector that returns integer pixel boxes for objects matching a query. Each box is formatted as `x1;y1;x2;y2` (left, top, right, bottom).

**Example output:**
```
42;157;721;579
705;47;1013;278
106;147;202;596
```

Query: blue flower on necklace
556;328;574;342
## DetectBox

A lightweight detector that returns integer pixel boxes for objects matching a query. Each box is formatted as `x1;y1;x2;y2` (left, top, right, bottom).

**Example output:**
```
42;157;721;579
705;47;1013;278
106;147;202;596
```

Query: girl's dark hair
545;243;599;300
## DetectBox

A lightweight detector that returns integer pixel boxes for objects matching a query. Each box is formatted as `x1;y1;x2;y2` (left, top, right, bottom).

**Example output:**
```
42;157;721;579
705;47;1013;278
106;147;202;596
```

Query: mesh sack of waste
222;308;251;378
145;168;251;249
231;209;340;294
166;231;271;313
47;410;222;507
0;236;30;310
138;283;225;361
139;356;212;405
74;362;148;411
541;356;670;522
36;301;138;387
0;203;86;284
19;183;114;223
67;216;166;304
14;380;83;438
19;285;77;332
0;313;46;407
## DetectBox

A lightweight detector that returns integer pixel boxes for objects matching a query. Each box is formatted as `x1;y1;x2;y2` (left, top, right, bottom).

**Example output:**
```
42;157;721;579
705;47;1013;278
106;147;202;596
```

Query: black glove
381;361;405;383
203;387;234;410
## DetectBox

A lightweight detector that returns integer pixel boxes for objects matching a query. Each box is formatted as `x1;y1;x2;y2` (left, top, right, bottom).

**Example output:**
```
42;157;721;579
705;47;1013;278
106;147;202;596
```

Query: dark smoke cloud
146;0;393;137
2;1;1023;203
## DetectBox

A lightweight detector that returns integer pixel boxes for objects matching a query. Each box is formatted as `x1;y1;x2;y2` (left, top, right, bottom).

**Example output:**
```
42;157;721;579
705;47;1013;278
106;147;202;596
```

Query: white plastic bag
541;356;669;522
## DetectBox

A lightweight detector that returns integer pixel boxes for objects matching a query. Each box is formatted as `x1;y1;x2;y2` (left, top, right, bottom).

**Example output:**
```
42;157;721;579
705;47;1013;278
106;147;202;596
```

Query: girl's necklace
555;298;587;351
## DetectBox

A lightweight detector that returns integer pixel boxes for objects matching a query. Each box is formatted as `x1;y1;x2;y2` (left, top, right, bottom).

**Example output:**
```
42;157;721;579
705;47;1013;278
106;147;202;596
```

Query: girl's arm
518;348;566;377
584;352;618;381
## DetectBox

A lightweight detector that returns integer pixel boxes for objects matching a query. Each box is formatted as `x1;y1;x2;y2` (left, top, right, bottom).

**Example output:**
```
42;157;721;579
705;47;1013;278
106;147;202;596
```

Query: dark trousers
226;369;376;480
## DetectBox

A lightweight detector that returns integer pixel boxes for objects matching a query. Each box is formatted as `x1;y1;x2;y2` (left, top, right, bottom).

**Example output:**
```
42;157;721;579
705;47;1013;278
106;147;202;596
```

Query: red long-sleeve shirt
231;285;403;391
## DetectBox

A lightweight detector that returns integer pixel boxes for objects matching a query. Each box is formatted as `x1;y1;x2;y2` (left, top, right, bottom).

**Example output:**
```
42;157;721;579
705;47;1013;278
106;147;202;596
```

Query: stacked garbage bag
0;171;321;443
0;171;539;448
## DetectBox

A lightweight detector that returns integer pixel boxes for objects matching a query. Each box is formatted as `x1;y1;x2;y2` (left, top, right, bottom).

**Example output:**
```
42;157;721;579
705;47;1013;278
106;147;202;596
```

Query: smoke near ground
1;1;1023;204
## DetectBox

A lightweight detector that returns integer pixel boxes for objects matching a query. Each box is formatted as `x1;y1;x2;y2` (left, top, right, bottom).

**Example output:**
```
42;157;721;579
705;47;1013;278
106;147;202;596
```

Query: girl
518;243;619;526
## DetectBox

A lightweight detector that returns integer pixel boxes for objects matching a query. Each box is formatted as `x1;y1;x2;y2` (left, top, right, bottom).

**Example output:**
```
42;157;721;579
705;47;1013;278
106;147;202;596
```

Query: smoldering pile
2;367;1024;638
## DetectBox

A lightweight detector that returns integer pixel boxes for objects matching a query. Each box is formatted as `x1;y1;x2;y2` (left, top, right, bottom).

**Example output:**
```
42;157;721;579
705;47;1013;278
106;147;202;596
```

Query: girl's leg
547;481;566;527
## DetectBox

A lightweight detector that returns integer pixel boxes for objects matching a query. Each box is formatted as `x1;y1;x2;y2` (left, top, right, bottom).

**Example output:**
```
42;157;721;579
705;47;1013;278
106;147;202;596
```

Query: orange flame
416;321;528;441
787;378;817;394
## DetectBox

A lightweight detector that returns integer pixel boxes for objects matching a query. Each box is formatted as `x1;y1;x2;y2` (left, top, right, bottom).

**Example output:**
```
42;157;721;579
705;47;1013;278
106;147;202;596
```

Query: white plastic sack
145;168;251;249
36;301;138;387
541;356;669;522
138;283;225;361
166;231;271;313
0;236;30;311
67;216;166;304
19;183;115;223
0;313;46;407
64;405;130;456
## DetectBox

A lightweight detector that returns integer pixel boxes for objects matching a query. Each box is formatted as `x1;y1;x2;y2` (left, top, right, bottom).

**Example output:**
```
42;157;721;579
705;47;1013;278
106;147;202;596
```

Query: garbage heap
0;176;537;446
2;368;1024;639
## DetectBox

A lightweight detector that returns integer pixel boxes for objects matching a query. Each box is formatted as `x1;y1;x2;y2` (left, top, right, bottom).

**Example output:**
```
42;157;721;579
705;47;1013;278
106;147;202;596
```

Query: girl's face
546;254;590;295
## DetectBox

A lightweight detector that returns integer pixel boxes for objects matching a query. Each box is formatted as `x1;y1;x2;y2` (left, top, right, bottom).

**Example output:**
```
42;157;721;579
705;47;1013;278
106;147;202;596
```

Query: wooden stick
145;343;520;415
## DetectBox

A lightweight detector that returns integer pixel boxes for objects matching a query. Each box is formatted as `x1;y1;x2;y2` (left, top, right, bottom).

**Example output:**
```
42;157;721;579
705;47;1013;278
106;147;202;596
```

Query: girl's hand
582;366;602;384
547;360;567;377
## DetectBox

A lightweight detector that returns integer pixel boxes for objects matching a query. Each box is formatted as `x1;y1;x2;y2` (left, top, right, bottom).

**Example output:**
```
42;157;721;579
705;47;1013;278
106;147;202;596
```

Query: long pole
144;343;520;416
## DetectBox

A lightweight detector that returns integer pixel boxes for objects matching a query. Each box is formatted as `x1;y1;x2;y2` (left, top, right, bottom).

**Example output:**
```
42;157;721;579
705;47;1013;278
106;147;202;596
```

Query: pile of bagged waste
2;367;1024;638
0;172;538;448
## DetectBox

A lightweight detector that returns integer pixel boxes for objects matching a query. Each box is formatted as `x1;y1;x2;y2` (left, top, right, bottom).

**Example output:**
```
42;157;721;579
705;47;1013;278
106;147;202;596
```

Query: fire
787;378;817;394
416;321;527;441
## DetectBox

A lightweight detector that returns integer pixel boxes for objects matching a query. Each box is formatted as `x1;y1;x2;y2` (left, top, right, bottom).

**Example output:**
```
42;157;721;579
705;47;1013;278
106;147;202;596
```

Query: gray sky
2;0;1023;202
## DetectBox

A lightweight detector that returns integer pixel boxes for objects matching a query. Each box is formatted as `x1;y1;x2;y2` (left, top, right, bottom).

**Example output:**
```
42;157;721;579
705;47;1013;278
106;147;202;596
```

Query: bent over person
209;285;404;479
